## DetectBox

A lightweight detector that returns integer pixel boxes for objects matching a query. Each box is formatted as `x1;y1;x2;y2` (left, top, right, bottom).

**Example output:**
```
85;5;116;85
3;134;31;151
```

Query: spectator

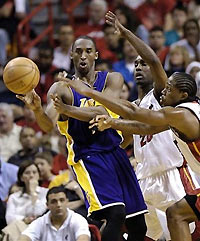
53;24;75;73
148;26;169;65
5;160;48;225
186;61;200;79
75;0;108;53
18;186;90;241
0;103;22;162
34;151;56;188
16;106;43;135
165;2;188;46
171;18;200;62
7;127;39;167
35;42;57;103
112;39;138;88
102;23;124;62
120;82;131;100
0;159;18;201
164;45;190;76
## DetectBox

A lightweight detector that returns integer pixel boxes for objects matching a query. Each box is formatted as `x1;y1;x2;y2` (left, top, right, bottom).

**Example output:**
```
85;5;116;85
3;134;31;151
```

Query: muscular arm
54;72;124;122
106;11;168;98
128;105;200;140
110;118;168;135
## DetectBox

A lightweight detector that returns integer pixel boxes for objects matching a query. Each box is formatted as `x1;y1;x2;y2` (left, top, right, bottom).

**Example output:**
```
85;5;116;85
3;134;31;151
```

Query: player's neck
137;85;152;101
75;70;97;88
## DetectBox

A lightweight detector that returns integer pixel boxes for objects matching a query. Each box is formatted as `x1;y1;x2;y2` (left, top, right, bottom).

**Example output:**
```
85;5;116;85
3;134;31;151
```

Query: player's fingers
16;95;25;101
89;123;98;129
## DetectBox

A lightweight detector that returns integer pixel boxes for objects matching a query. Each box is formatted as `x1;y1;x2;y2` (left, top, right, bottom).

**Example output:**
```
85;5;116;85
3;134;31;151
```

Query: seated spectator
164;45;190;76
7;127;39;166
0;159;18;201
18;186;91;241
112;39;138;88
0;103;22;162
53;24;74;73
16;106;43;135
38;134;68;174
102;23;123;62
35;42;58;103
186;61;200;79
34;151;56;188
148;26;169;65
5;160;48;225
165;2;188;46
75;0;108;54
171;19;200;62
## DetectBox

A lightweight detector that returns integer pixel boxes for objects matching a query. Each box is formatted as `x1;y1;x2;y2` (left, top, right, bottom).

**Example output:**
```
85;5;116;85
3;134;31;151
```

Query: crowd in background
1;0;200;240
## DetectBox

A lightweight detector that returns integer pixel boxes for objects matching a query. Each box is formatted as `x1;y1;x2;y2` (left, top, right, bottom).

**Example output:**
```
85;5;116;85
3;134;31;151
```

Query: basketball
3;57;40;95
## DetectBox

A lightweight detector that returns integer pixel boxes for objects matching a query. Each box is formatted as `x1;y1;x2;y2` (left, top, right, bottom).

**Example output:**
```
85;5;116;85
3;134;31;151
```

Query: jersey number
140;135;153;147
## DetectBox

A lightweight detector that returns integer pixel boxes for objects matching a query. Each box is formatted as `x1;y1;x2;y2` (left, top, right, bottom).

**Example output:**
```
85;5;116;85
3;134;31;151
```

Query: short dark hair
149;26;164;33
172;2;187;14
35;151;54;165
46;186;68;202
172;72;197;101
72;35;97;51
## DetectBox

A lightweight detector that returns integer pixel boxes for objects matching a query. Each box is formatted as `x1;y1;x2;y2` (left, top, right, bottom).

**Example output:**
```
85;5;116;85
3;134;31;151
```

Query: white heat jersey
134;89;184;179
173;102;200;175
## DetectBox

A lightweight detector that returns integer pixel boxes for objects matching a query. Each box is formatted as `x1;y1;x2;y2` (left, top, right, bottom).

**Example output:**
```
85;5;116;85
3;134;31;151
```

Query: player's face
71;39;98;76
47;192;68;217
134;56;153;86
160;76;183;106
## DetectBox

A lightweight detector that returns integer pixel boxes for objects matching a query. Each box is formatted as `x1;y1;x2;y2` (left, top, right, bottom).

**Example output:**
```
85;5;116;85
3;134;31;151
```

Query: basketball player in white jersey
58;11;194;241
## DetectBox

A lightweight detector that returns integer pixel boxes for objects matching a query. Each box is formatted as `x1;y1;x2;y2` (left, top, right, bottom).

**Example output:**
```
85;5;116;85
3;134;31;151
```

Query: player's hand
16;90;42;112
105;11;125;37
51;94;67;114
57;72;91;96
89;115;112;132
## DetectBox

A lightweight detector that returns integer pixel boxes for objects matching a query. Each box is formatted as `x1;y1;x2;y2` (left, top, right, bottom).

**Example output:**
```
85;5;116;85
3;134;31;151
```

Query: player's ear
95;51;98;60
181;91;188;101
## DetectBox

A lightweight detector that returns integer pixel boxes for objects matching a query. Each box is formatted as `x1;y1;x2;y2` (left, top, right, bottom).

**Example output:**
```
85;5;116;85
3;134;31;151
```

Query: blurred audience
7;127;39;166
35;42;58;103
165;2;188;46
6;160;47;225
0;159;18;201
164;45;190;76
112;39;138;88
16;106;43;135
171;18;200;62
148;26;169;65
0;103;22;162
53;24;74;73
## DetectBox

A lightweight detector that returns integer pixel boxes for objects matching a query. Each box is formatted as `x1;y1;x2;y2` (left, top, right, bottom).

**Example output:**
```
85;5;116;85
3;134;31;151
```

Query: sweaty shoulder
48;81;73;105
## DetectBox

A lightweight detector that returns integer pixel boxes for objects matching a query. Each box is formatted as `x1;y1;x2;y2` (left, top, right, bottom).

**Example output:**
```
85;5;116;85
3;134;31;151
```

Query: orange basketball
3;57;40;95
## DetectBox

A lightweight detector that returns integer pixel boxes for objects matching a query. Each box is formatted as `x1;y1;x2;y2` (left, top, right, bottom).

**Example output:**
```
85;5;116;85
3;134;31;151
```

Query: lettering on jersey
140;135;153;147
80;98;95;107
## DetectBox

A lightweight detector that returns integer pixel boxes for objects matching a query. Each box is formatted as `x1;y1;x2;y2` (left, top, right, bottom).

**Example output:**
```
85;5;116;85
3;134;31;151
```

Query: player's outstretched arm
58;72;136;120
16;90;54;133
105;11;167;97
127;104;200;141
89;115;168;135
